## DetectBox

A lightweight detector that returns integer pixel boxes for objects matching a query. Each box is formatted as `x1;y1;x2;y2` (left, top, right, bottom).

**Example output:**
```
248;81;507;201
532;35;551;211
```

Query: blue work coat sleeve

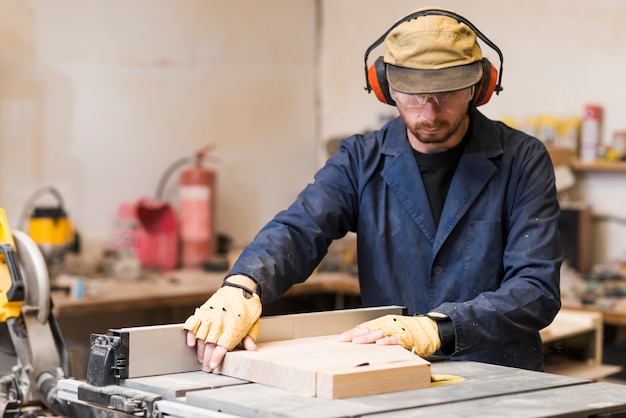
229;140;361;301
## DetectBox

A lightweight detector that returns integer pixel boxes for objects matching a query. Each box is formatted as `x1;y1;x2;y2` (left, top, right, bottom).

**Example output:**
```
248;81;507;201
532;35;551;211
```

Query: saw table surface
114;360;626;418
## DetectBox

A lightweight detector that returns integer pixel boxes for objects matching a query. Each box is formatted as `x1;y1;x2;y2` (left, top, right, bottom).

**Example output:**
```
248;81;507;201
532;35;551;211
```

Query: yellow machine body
28;208;74;247
27;207;76;280
0;208;25;322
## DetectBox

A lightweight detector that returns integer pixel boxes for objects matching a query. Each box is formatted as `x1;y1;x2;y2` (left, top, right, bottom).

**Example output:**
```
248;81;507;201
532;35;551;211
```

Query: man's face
391;87;473;153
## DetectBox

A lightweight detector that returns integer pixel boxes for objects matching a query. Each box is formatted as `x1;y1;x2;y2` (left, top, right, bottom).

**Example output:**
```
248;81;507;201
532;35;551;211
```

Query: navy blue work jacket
231;108;563;371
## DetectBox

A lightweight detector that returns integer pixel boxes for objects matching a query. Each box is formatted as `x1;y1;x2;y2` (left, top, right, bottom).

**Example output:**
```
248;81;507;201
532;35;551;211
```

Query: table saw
56;307;626;418
4;206;625;417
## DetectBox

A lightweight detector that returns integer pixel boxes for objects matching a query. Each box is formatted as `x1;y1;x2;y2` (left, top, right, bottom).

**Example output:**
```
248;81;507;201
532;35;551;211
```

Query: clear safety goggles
390;86;475;109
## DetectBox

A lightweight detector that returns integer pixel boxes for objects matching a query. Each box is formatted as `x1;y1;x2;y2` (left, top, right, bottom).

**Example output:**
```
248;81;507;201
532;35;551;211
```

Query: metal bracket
77;382;162;418
86;330;129;386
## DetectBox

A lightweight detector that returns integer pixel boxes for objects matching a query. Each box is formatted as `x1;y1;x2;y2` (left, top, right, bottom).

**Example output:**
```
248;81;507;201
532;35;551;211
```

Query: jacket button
433;266;443;275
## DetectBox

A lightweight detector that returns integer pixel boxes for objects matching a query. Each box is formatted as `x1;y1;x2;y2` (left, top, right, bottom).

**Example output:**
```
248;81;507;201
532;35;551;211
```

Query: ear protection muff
472;58;498;107
364;9;504;107
368;56;395;105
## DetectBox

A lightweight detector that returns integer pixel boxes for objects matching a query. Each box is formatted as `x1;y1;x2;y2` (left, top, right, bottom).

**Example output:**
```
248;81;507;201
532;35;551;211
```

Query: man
183;7;562;373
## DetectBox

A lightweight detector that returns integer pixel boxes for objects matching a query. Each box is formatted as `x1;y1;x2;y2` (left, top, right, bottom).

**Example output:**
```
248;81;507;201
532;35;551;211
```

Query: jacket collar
380;109;502;254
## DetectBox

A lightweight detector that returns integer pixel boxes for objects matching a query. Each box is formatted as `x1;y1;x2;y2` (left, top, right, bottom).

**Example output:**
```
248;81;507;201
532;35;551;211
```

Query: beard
410;120;454;144
409;114;469;145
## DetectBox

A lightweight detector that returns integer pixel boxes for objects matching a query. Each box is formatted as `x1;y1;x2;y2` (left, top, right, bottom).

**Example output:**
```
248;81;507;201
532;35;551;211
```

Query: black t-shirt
412;134;468;228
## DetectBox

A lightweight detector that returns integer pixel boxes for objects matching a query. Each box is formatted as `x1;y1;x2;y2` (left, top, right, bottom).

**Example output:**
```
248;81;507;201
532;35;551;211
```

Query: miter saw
0;208;102;417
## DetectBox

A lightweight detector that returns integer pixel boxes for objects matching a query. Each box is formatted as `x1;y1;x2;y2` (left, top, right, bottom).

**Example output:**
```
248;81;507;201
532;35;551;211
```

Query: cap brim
387;61;483;94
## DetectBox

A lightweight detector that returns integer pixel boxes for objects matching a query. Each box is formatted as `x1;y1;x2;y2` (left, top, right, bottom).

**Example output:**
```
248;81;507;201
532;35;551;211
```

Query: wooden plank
120;306;403;378
256;305;403;343
215;334;431;399
317;359;429;399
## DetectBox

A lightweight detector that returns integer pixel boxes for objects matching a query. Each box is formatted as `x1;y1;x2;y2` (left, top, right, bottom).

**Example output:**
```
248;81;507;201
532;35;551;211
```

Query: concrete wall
1;0;625;268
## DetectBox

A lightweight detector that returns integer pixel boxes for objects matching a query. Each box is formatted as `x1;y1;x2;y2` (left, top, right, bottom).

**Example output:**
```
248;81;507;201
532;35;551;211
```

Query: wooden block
216;335;430;399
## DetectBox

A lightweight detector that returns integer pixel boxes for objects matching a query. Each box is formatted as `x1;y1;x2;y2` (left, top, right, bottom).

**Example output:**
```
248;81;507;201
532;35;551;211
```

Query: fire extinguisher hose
154;157;193;200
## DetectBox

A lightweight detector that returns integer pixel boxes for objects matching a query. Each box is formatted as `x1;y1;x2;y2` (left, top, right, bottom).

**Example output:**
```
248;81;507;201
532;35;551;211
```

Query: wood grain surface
216;334;431;399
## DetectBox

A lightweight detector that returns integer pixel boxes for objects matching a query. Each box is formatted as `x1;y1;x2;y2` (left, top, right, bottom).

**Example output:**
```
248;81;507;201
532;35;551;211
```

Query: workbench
52;270;360;318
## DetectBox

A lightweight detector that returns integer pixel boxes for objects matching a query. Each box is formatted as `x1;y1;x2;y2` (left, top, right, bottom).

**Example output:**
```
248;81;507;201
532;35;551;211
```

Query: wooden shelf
545;359;622;381
547;147;626;171
570;160;626;172
541;309;622;381
561;299;626;327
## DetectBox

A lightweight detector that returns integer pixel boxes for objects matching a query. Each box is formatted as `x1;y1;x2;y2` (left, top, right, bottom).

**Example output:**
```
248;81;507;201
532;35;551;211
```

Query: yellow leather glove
358;314;441;357
183;277;262;351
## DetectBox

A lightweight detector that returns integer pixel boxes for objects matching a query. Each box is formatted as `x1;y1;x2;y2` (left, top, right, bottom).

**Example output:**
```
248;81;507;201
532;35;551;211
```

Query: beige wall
0;0;318;260
1;0;625;267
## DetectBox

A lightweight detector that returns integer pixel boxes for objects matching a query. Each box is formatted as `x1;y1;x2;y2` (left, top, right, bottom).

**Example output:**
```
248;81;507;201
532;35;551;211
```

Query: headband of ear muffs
364;9;504;107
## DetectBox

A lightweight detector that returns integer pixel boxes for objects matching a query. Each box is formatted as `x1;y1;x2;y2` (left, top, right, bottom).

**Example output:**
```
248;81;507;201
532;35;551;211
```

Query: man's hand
185;332;257;373
183;275;262;371
338;314;441;357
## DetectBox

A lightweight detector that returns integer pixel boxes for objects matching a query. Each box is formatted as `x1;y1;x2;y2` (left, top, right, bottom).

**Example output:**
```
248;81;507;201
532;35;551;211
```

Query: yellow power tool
0;209;25;322
0;208;92;416
18;186;78;280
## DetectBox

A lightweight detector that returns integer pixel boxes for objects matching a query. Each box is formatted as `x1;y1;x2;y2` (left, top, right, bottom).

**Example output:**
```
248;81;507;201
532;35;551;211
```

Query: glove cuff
425;313;455;354
223;274;260;299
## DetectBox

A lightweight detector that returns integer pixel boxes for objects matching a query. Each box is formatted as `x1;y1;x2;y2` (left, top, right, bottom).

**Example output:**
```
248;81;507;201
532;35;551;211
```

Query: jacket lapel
433;151;496;253
433;110;502;254
380;119;437;243
380;110;503;252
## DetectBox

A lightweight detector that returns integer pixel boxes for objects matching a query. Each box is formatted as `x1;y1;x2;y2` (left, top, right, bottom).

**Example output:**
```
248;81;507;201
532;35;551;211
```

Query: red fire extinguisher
178;145;217;268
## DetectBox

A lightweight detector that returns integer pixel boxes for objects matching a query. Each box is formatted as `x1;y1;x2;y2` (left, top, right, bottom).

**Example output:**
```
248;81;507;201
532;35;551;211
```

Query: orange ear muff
367;57;396;105
472;58;498;107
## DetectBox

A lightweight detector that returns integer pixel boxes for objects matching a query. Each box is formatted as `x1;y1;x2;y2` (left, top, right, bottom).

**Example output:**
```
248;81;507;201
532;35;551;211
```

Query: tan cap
383;9;483;93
